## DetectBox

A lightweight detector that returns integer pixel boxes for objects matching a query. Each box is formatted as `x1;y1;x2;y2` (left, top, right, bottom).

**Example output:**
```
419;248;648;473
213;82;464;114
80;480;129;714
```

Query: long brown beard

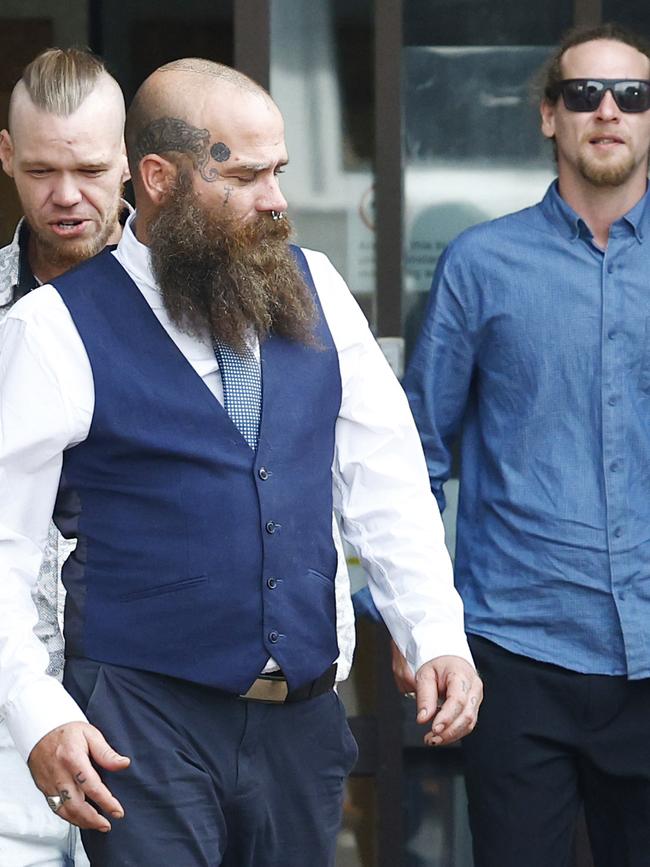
148;175;316;350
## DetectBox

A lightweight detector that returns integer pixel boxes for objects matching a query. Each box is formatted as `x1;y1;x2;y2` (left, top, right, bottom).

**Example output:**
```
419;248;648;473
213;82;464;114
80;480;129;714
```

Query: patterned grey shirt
0;221;69;685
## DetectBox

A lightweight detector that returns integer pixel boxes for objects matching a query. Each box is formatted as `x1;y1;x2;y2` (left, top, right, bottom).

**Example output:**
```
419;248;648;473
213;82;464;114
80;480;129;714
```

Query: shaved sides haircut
9;48;107;128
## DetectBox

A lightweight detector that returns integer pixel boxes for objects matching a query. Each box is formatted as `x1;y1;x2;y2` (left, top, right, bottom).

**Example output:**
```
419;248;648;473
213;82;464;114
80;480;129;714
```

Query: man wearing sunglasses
403;22;650;867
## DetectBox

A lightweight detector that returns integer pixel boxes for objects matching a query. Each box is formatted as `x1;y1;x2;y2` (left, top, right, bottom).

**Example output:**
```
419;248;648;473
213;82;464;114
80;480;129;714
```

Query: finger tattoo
74;772;87;784
58;789;72;804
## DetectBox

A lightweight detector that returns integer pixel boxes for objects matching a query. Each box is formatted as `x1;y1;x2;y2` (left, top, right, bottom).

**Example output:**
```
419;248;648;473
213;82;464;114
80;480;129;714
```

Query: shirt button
268;630;279;643
607;263;614;274
265;521;277;534
267;577;277;589
608;330;617;340
618;591;626;601
258;467;269;480
614;527;623;538
610;461;620;472
608;396;618;406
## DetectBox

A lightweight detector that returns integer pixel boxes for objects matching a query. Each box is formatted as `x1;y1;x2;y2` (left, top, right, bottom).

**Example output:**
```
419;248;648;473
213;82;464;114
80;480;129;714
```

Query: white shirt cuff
408;624;475;673
4;676;87;761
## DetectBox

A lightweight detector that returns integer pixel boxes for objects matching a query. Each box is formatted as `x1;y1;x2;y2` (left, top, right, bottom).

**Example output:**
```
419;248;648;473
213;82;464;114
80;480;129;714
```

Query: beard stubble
31;189;124;273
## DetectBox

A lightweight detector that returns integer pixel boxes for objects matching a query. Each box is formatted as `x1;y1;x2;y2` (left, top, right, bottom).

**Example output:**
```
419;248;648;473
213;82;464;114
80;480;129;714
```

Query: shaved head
155;57;263;91
125;59;271;180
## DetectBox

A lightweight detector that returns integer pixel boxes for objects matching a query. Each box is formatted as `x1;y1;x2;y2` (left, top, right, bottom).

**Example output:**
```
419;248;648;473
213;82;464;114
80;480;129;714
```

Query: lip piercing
271;211;285;221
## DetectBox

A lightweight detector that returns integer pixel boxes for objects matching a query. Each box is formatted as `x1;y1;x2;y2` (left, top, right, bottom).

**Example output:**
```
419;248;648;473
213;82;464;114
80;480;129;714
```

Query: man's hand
390;643;482;743
414;655;482;746
391;641;483;746
28;721;130;831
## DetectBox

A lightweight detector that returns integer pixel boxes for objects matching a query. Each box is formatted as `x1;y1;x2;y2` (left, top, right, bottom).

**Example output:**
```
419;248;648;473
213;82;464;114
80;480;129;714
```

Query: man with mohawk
0;47;129;867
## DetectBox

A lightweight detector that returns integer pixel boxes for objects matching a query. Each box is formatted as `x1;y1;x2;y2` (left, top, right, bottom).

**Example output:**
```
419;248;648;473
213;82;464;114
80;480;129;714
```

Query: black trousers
64;659;358;867
462;635;650;867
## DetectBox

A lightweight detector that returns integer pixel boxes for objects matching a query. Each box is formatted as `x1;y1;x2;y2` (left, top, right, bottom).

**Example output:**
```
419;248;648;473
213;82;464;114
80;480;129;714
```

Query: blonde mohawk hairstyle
14;47;106;120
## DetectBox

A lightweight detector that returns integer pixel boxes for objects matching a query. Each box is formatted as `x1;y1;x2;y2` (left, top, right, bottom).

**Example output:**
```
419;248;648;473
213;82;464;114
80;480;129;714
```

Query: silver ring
403;691;416;700
46;794;63;813
271;211;284;221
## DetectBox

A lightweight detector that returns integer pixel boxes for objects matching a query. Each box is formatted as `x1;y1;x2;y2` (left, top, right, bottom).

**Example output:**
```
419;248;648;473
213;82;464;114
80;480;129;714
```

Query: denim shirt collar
540;178;649;244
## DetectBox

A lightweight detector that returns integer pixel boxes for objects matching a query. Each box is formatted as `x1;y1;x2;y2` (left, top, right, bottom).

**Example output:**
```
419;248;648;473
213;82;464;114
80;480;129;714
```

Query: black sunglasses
549;78;650;113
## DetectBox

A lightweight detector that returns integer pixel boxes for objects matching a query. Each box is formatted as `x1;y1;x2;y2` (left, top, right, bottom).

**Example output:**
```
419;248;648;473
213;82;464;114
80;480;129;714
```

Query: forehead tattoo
135;116;227;182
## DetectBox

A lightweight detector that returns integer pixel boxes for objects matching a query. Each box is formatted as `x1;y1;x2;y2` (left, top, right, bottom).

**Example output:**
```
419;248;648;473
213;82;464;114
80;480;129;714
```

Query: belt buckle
240;675;289;703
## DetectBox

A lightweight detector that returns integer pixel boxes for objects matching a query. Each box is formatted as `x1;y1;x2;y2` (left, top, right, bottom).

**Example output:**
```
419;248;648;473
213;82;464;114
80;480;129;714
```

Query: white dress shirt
0;214;471;760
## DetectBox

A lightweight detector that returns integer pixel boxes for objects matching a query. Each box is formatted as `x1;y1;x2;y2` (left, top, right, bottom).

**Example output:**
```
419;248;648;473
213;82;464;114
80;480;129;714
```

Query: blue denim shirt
404;181;650;678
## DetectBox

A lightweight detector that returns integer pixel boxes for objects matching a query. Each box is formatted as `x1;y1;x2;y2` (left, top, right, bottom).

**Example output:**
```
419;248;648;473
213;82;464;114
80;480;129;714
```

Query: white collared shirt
0;213;471;760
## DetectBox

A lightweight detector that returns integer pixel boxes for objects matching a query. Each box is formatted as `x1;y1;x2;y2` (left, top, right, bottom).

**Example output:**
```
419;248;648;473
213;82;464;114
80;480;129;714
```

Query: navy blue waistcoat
51;246;342;693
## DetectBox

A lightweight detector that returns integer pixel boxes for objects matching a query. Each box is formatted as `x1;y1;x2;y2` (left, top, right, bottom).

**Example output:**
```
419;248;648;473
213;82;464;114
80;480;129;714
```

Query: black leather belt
239;663;337;703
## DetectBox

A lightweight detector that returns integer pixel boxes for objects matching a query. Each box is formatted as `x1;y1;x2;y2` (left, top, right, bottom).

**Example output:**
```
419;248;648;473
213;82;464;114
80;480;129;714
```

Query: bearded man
402;22;650;867
0;47;129;867
0;58;482;867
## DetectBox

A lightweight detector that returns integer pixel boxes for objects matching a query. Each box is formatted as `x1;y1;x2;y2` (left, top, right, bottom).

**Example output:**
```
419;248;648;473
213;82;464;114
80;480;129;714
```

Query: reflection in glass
403;46;555;355
403;755;472;867
401;40;558;867
404;0;570;47
270;0;376;324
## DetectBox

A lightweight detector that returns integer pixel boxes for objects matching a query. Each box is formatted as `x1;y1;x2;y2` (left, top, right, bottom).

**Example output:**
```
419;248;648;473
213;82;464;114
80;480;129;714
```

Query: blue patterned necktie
212;338;262;450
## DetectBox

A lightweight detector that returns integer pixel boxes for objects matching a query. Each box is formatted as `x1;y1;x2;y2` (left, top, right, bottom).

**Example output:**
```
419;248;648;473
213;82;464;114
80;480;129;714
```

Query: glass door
401;2;575;865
